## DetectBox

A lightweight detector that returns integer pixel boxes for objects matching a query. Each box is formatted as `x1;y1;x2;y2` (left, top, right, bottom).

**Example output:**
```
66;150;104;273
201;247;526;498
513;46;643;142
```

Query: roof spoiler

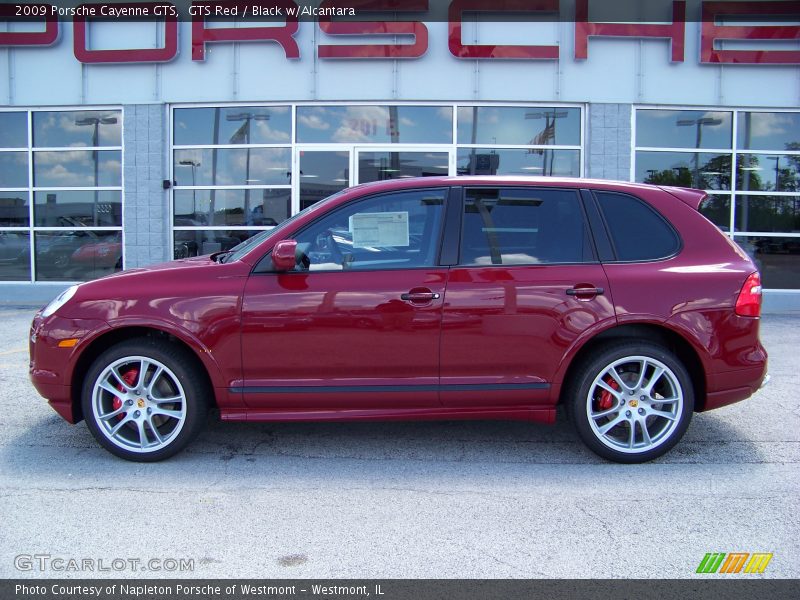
660;186;707;211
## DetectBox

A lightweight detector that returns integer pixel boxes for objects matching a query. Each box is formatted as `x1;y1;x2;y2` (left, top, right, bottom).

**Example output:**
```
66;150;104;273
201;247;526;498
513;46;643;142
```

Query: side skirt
219;406;556;424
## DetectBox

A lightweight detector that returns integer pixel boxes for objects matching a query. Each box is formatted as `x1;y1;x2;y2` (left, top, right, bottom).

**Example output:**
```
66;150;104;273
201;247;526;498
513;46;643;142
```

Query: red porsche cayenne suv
29;177;768;463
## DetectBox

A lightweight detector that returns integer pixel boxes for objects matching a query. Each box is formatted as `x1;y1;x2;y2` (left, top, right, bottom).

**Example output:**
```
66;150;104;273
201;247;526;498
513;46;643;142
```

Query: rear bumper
701;365;769;412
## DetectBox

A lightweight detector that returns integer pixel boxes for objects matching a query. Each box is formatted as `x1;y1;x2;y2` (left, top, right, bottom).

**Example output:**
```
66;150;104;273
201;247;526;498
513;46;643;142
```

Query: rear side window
595;191;680;262
460;188;594;265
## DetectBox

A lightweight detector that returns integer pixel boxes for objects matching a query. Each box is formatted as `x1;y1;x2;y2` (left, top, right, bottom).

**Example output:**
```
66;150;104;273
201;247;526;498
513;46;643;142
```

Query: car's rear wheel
81;339;209;461
566;341;694;463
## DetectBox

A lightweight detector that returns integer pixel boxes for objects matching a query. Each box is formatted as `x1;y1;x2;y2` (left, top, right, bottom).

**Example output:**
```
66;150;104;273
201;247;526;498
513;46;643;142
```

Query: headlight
41;285;79;318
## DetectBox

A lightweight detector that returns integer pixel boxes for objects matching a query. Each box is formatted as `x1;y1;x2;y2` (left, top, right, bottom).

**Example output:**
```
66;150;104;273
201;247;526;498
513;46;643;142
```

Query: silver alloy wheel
91;355;187;453
586;355;684;454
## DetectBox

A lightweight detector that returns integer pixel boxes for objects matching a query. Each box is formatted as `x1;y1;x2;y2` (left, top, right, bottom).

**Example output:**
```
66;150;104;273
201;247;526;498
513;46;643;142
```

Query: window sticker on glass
349;212;410;248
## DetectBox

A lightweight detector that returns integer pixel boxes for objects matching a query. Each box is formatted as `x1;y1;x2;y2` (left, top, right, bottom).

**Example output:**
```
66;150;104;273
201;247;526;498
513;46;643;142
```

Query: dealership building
1;0;799;308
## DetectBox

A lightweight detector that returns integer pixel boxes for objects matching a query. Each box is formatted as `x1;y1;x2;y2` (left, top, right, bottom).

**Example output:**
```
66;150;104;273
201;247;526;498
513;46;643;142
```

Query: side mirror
271;239;297;272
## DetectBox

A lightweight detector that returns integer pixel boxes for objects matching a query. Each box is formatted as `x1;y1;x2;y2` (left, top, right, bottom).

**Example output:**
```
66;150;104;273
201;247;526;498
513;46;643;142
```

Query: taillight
735;272;762;317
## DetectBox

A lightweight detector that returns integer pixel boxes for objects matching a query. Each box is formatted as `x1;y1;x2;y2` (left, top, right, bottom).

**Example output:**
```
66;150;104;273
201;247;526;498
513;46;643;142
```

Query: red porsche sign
1;0;799;64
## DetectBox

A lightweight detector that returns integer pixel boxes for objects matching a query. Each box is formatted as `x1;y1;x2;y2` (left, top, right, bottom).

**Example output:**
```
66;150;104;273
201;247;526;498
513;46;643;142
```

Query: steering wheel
313;230;345;266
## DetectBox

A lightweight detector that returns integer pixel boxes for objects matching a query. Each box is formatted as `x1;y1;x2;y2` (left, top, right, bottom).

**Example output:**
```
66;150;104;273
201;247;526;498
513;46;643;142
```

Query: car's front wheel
82;339;209;461
567;341;694;463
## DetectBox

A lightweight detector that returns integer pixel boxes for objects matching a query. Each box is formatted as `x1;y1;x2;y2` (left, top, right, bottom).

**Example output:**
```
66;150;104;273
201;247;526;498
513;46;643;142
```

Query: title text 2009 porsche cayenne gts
29;177;768;463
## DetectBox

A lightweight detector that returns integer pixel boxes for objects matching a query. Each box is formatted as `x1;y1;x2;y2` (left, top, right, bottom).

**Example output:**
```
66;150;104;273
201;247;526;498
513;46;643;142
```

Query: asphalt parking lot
1;306;798;579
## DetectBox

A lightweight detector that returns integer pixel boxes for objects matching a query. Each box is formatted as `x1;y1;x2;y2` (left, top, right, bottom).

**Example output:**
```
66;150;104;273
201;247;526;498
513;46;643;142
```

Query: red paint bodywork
29;176;767;427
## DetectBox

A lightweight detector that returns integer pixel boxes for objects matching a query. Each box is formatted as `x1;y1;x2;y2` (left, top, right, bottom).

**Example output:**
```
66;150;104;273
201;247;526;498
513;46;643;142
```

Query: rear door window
459;188;595;265
594;191;681;261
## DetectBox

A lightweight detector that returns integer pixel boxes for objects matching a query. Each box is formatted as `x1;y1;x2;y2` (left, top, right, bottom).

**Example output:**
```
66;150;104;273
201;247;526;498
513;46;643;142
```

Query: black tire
81;338;210;462
565;341;694;463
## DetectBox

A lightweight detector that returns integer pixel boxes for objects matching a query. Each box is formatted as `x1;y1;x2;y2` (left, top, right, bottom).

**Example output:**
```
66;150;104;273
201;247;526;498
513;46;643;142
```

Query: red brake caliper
112;369;139;420
597;376;619;411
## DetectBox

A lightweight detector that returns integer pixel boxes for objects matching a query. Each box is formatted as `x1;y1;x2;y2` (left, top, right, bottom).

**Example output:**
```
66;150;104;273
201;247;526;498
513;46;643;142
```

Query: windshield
222;190;350;263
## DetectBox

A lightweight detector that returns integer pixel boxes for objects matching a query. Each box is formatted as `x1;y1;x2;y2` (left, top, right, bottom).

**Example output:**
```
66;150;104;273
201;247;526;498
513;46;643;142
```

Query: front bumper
29;313;108;424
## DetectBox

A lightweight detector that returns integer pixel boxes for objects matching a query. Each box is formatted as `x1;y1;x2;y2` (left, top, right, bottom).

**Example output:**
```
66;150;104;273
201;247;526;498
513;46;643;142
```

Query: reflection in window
738;154;799;193
0;231;30;280
456;148;579;177
457;106;581;146
173;106;291;146
297;105;453;144
33;151;121;188
636;110;732;149
461;188;592;265
358;152;448;183
173;188;290;226
735;235;800;289
34;230;122;281
738;112;800;151
0;109;123;282
292;189;446;271
173;148;291;187
33;111;121;147
299;151;349;210
0;112;28;148
0;152;29;188
173;229;264;259
0;192;29;227
699;195;731;230
735;195;800;233
34;191;122;227
636;151;731;190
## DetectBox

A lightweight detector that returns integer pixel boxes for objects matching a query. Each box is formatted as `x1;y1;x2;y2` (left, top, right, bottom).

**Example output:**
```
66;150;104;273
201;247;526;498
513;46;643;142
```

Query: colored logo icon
696;553;773;574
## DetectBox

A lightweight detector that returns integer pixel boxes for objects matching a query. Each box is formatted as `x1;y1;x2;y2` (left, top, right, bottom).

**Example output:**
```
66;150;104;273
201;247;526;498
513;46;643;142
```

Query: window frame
633;105;800;290
0;105;124;284
590;190;683;264
254;186;453;274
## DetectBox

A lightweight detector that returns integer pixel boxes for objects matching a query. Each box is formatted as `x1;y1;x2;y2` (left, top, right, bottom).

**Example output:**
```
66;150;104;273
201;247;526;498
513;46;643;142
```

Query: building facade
1;0;799;308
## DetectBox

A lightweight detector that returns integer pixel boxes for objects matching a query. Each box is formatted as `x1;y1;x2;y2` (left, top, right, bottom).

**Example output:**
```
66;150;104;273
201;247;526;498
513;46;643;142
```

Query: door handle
401;289;440;303
566;286;604;297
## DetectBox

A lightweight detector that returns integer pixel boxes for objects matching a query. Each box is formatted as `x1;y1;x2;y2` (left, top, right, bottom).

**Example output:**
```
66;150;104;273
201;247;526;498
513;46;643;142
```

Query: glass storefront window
735;195;800;233
299;151;350;210
699;194;732;230
636;110;732;149
33;190;122;227
0;109;123;282
0;152;29;188
0;192;29;227
171;104;583;264
0;112;28;148
737;154;799;192
0;231;30;280
635;107;800;290
34;230;122;281
173;106;292;146
33;150;121;188
734;235;800;289
737;112;800;151
635;151;731;190
173;188;290;227
357;152;448;183
172;229;264;259
173;148;291;187
33;111;121;148
457;106;581;146
456;148;580;177
297;106;453;144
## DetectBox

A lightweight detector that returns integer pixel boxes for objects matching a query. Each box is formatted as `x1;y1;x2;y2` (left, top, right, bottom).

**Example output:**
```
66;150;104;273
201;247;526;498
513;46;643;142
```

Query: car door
239;187;450;411
440;186;616;407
